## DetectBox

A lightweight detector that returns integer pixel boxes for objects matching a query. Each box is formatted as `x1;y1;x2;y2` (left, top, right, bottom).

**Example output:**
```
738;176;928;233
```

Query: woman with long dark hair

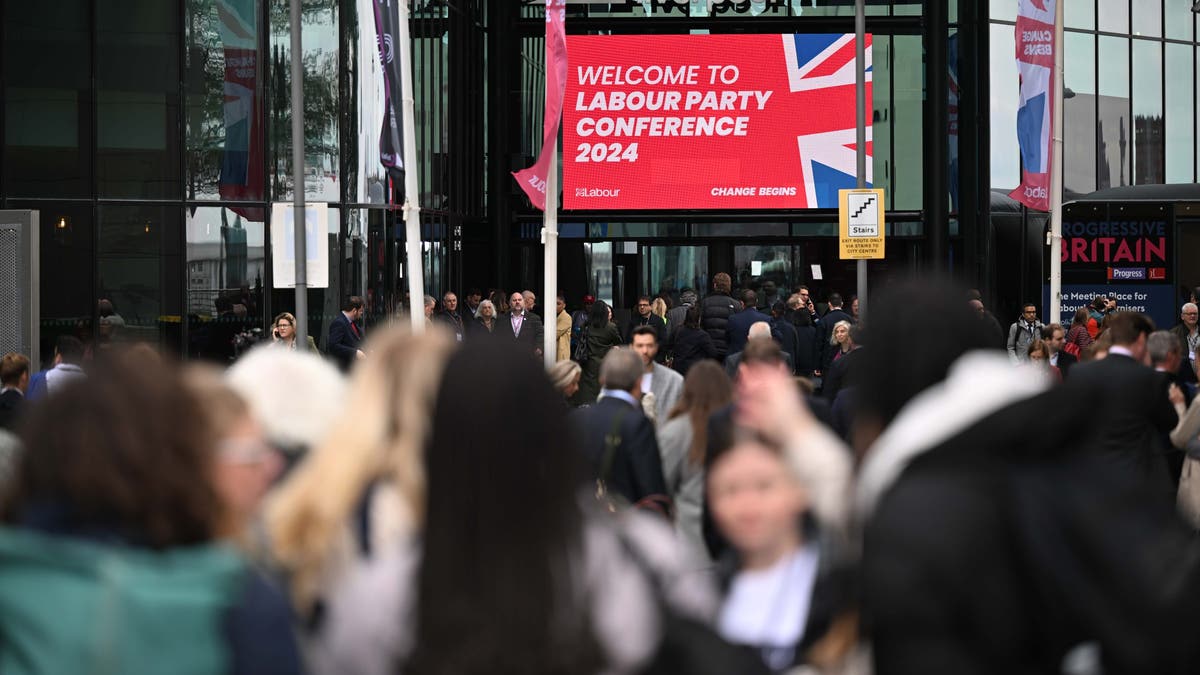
317;341;724;674
575;300;622;405
656;360;732;567
0;360;301;673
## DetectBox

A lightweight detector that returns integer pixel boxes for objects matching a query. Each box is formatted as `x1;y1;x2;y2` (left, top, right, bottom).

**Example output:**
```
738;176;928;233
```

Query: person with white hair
225;347;347;469
1171;302;1200;386
471;299;498;335
723;321;792;378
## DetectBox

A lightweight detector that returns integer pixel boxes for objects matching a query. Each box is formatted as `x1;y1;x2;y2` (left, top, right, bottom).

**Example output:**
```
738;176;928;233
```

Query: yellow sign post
838;188;885;260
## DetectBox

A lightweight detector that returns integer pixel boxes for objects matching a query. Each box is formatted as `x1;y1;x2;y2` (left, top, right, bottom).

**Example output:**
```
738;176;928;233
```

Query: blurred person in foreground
1025;339;1062;383
1169;354;1200;527
573;348;670;516
0;359;301;674
725;322;793;379
25;335;85;401
264;328;456;636
226;347;346;475
548;359;582;408
854;280;1200;675
317;340;764;675
657;360;732;570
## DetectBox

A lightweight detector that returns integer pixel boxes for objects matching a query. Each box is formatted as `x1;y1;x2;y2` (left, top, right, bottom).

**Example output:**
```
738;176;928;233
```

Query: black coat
1053;350;1077;378
700;294;739;361
572;396;668;507
0;389;23;430
770;318;801;375
671;326;718;377
820;309;854;369
494;312;543;353
863;385;1200;675
326;313;363;371
725;308;773;356
822;347;862;401
1068;353;1178;492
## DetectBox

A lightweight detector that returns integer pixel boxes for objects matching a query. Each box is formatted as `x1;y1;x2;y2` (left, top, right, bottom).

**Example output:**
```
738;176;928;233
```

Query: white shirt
1109;345;1135;359
718;546;820;670
640;371;653;395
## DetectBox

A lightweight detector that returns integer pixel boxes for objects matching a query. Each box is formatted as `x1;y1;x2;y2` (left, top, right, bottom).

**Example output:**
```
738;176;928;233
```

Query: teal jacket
0;527;297;675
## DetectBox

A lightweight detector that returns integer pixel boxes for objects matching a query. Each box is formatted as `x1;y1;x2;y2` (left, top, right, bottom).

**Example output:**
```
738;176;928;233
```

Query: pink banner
512;0;567;211
1009;0;1057;211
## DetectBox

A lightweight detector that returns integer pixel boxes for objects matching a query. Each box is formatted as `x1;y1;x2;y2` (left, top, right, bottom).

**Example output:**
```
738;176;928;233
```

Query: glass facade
990;0;1200;194
1;0;487;363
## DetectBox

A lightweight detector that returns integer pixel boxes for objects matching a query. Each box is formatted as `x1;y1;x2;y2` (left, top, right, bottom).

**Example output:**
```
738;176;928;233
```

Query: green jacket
0;527;245;675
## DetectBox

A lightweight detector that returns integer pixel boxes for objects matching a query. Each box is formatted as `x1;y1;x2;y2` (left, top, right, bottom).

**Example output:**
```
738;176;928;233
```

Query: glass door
643;245;709;306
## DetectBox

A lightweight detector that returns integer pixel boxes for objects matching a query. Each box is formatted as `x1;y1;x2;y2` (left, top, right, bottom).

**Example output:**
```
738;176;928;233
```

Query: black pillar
923;0;950;272
957;0;991;294
487;0;514;289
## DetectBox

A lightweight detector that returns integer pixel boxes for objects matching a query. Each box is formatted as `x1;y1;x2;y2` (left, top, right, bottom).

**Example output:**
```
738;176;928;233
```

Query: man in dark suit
1068;312;1179;493
572;347;669;516
1042;323;1077;378
725;289;771;355
496;291;544;356
327;296;366;371
0;352;30;430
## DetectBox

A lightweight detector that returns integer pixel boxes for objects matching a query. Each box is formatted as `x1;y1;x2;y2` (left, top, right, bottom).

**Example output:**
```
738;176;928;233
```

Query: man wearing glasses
625;295;667;361
1007;303;1045;365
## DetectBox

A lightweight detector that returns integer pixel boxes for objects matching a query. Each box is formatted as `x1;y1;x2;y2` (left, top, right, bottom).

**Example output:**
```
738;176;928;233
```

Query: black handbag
573;326;591;363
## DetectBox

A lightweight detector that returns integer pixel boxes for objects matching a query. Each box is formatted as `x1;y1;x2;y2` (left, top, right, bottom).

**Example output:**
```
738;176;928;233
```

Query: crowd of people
3;277;1200;674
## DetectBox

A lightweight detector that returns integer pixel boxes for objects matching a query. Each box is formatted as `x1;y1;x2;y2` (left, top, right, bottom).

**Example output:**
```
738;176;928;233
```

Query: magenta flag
1009;0;1057;211
512;0;567;211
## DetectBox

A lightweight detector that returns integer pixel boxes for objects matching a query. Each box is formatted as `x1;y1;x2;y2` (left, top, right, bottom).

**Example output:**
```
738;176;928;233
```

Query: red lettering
1098;237;1116;261
1068;237;1087;262
1144;237;1166;263
1113;239;1134;262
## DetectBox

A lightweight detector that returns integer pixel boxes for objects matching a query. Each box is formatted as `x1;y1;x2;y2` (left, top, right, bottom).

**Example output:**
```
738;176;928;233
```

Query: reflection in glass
1165;0;1194;41
1097;37;1130;189
1166;43;1194;183
874;36;894;209
2;1;92;198
270;207;341;348
1067;0;1095;30
186;0;266;204
1064;32;1097;194
97;206;182;350
990;0;1017;22
734;245;794;305
345;0;389;204
584;242;614;308
1132;0;1161;37
990;23;1020;189
1098;0;1129;34
645;246;709;304
187;207;267;360
269;0;340;203
893;36;924;209
96;0;181;199
1132;40;1163;184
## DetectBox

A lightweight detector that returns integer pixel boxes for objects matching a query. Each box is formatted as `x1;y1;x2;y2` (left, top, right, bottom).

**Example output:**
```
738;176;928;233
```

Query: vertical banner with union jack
218;0;265;215
512;0;567;211
1010;0;1057;211
373;0;406;192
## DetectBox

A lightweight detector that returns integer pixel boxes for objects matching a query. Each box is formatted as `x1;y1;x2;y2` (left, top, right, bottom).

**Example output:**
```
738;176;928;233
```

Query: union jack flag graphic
781;34;873;208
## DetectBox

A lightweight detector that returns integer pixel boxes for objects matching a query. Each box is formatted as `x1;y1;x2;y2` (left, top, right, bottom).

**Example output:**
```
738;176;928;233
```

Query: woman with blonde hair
263;327;456;626
272;312;320;354
547;359;582;406
652;297;669;331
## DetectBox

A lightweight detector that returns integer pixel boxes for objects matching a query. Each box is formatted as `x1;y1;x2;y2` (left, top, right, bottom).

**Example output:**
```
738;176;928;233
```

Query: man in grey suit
630;325;683;425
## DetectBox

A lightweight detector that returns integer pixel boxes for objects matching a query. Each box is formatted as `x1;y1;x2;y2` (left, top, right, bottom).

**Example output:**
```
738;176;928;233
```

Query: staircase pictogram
851;195;876;219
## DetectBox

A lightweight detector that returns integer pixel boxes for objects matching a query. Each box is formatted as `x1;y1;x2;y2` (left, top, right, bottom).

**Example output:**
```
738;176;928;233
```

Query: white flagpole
1048;0;1064;325
543;138;558;367
398;0;425;332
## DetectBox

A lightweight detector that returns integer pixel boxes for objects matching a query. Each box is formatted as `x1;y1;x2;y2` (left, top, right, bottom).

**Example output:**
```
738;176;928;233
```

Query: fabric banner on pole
512;0;567;211
218;0;264;219
1010;0;1056;212
373;0;406;188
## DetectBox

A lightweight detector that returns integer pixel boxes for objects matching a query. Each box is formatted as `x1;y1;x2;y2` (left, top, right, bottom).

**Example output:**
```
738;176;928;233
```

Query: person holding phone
273;312;320;355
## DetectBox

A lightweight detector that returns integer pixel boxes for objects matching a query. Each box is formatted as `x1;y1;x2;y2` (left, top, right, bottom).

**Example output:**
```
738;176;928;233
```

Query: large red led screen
562;33;873;210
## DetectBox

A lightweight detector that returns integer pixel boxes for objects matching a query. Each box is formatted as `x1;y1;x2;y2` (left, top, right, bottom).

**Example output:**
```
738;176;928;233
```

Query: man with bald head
497;290;544;355
1171;302;1200;385
723;321;793;378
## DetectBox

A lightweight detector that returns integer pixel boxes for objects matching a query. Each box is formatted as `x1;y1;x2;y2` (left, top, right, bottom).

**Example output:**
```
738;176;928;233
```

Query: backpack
573;326;591;364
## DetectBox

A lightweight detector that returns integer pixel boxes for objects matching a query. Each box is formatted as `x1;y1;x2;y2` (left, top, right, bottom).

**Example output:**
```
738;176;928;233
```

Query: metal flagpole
290;0;308;344
397;0;425;332
1048;0;1064;325
543;138;558;367
855;0;868;322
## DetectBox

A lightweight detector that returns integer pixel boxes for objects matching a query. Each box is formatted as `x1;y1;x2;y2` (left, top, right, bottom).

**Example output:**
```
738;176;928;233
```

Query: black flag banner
373;0;405;191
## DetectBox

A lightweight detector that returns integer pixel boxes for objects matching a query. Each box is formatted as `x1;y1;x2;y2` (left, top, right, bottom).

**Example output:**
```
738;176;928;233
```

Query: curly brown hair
1;359;225;549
